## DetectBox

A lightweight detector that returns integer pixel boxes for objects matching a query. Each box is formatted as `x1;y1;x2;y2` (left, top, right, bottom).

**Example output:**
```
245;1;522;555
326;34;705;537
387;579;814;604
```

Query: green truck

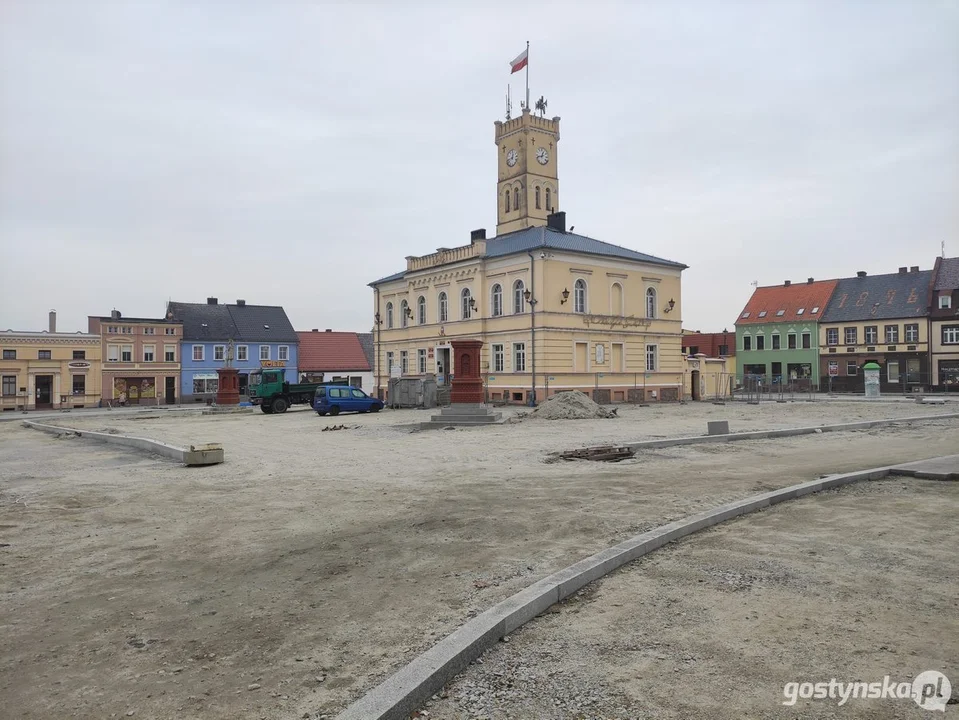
249;369;337;414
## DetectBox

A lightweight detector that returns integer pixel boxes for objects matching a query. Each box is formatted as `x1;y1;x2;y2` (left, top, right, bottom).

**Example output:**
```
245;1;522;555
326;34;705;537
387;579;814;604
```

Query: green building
734;278;838;390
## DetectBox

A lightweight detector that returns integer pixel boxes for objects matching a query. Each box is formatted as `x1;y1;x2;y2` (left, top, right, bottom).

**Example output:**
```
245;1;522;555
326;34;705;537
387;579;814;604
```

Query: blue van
313;385;384;416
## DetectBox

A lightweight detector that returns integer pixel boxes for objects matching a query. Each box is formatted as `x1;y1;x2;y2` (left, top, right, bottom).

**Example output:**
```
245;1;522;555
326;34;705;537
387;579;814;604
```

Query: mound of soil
523;391;618;420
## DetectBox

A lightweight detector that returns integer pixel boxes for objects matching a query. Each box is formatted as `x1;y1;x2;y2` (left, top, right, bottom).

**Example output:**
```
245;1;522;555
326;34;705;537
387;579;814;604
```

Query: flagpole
525;40;530;110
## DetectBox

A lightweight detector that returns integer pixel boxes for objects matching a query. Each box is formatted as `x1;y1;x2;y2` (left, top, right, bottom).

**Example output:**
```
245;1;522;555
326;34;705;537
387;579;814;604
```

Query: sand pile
523;391;618;420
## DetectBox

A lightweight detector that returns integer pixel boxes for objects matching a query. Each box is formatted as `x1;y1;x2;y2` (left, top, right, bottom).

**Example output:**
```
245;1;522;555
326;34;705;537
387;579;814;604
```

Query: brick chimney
207;297;218;305
49;310;56;333
784;280;791;286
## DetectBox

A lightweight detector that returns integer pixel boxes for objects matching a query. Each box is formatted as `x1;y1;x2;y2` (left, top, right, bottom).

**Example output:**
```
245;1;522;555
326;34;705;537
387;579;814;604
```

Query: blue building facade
167;298;299;402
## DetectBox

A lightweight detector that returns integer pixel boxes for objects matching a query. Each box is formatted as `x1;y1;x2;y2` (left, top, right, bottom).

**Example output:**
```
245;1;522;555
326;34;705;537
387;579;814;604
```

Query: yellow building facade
370;107;687;404
0;327;103;411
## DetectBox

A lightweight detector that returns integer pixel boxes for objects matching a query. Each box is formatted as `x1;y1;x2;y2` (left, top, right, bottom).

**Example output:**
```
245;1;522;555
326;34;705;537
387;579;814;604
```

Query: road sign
828;361;839;377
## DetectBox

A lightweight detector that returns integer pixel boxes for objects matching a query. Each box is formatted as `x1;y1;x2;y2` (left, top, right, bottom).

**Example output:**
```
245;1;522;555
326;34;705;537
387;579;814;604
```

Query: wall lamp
664;298;676;313
404;306;413;319
560;288;570;304
468;297;476;310
374;312;382;325
523;289;538;306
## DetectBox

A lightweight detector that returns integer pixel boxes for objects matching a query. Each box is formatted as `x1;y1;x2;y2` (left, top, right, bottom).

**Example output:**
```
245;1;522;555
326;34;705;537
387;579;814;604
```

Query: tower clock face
536;147;549;165
506;149;518;167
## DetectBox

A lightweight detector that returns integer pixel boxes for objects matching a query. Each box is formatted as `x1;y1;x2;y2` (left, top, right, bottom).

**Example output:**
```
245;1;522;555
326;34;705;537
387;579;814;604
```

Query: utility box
863;362;881;399
388;377;437;409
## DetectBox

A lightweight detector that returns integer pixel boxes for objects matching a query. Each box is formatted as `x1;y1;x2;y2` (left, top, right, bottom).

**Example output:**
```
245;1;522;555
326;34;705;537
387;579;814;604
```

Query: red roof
296;331;371;372
736;279;838;325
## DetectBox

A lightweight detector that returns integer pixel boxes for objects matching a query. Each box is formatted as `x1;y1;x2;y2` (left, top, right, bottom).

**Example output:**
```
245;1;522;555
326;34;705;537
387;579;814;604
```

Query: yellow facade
683;356;734;400
495;109;560;235
373;249;685;403
818;318;929;351
0;331;103;411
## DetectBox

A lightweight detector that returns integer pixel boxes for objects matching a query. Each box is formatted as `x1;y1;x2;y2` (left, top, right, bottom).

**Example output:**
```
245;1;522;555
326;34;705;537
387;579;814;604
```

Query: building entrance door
691;370;701;401
436;347;451;385
35;375;53;409
165;376;176;404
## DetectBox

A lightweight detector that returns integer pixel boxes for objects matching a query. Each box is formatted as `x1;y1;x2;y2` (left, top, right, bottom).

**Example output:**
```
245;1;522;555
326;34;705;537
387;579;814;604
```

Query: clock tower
494;107;561;235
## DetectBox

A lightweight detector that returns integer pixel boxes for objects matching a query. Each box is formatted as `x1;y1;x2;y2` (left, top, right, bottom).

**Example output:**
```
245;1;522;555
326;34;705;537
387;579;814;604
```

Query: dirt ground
0;401;957;719
426;477;959;720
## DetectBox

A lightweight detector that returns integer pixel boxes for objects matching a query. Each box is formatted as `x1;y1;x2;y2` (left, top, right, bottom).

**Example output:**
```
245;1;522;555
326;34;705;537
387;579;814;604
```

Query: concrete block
707;420;730;435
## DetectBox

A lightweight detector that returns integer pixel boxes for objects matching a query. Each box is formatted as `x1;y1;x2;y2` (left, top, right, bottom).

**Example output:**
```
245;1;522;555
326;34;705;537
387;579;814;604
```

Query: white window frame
164;344;176;362
278;345;289;361
513;343;526;372
237;345;248;362
801;332;811;349
771;334;781;350
143;327;155;335
826;328;839;346
143;344;155;362
843;327;857;345
417;296;427;325
755;334;765;351
108;344;120;362
214;344;225;362
461;288;472;320
386;351;394;372
417;349;427;374
400;300;409;328
492;344;504;372
645;287;656;319
260;345;270;361
164;327;176;335
645;344;658;372
742;335;752;351
887;360;900;383
438;292;448;323
386;302;394;329
121;344;133;362
942;325;959;344
574;279;587;314
513;279;526;314
400;350;409;374
904;324;919;343
885;325;899;344
491;284;503;317
864;326;878;344
941;295;952;309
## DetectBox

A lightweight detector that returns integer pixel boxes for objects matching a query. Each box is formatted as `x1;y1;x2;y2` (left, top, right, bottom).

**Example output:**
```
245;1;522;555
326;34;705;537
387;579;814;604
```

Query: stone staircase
420;403;503;430
436;386;451;407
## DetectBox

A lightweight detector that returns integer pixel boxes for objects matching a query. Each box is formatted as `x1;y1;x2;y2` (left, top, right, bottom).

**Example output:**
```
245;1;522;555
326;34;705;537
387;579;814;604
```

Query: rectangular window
787;334;797;350
237;345;248;361
386;351;394;372
143;327;155;335
72;375;85;395
755;335;765;351
193;377;218;394
260;345;270;361
847;361;858;375
121;326;132;334
826;328;839;346
72;350;86;360
743;336;752;351
121;345;132;362
646;344;658;372
107;326;118;334
771;335;780;350
2;349;15;360
801;332;811;349
942;326;959;344
214;345;225;361
885;325;899;343
38;350;52;360
941;295;952;309
400;350;409;374
844;327;857;345
192;345;204;361
513;343;526;372
143;345;155;362
417;349;426;373
864;326;878;344
718;344;729;357
165;327;176;335
2;375;15;396
108;345;119;362
904;324;919;343
279;346;289;361
492;344;504;372
887;360;900;383
164;345;176;362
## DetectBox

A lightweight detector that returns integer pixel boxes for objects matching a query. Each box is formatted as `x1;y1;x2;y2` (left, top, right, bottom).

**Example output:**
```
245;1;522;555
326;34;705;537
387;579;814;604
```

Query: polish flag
509;48;528;74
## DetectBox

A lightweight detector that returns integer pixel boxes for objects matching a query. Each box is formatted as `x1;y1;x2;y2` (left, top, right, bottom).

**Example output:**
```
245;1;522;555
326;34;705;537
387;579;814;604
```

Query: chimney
207;297;218;305
312;328;319;332
899;267;907;274
857;271;866;278
784;280;791;286
236;299;246;306
325;329;332;332
910;266;919;273
110;309;121;320
807;277;814;284
546;211;566;232
470;228;486;242
49;310;56;333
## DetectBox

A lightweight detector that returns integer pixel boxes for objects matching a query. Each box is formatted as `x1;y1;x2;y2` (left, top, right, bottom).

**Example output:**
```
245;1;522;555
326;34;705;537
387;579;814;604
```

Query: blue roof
369;226;686;286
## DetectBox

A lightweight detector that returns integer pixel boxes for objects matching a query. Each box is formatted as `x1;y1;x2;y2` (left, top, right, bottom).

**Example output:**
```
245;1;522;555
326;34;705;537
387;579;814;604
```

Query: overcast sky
1;1;957;335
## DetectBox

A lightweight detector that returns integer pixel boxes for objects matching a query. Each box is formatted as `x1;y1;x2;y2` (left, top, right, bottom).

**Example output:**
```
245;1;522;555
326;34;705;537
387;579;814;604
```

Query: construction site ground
1;400;957;719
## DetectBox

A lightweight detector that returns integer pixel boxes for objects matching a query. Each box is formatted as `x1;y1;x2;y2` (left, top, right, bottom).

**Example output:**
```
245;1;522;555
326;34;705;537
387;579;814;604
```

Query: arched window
535;186;541;209
461;288;473;320
505;189;511;213
545;187;552;212
438;292;448;323
417;295;426;325
513;186;520;211
574;279;587;313
646;287;657;319
611;282;624;316
513;279;525;314
400;299;409;328
386;302;394;329
491;284;503;317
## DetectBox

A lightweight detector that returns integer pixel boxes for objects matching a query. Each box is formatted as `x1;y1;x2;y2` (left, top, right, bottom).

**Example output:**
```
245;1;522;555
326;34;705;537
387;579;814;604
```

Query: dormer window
776;310;785;316
741;312;750;319
796;308;804;315
811;306;820;314
757;311;767;318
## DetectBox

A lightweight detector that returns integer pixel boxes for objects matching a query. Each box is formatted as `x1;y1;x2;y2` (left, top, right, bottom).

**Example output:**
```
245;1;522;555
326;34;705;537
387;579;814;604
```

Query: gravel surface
424;478;959;720
0;401;956;719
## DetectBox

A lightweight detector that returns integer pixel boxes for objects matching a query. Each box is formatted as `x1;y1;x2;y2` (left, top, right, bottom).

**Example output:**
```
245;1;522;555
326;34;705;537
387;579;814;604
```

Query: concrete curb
22;421;224;466
622;412;959;451
335;459;943;720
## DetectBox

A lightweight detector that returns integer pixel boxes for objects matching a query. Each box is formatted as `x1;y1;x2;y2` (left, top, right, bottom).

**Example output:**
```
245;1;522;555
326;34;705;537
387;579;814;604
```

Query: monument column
449;339;484;404
216;339;240;406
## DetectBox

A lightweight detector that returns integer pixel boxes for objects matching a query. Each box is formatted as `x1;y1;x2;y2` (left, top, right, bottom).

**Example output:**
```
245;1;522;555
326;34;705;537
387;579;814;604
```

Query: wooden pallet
558;445;635;462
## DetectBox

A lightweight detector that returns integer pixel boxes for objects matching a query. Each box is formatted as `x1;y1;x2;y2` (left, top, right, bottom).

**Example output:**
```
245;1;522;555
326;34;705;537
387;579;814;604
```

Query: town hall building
369;105;688;404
